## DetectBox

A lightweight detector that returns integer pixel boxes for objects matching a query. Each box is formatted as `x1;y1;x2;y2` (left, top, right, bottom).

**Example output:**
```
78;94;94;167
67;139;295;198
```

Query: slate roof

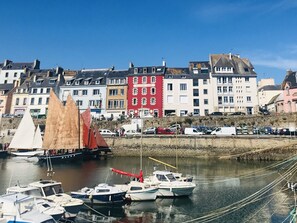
65;69;109;86
1;59;40;70
127;65;166;76
0;84;14;91
165;68;191;79
189;61;210;79
210;54;256;75
281;70;297;89
258;85;282;92
267;93;281;105
107;70;129;78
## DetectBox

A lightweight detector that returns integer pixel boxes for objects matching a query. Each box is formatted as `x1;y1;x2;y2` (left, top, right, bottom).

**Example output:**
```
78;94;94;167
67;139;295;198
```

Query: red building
127;63;165;118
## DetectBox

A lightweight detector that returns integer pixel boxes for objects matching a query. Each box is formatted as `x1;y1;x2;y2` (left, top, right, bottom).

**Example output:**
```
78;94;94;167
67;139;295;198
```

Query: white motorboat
71;183;127;204
10;150;44;157
144;170;196;197
28;180;84;219
115;181;158;201
6;185;65;221
0;193;55;223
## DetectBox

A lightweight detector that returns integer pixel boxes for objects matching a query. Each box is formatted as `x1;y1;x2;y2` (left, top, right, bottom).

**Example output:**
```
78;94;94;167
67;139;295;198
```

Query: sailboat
38;90;84;163
9;109;44;157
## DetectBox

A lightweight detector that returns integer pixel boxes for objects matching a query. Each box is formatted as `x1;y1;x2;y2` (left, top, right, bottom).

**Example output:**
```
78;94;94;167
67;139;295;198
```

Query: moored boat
144;170;196;197
71;183;127;205
6;185;65;221
0;193;55;223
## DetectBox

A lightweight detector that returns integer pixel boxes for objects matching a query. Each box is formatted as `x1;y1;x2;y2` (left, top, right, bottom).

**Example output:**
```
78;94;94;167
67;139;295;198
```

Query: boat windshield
24;188;42;197
166;174;176;182
18;198;35;214
43;184;63;196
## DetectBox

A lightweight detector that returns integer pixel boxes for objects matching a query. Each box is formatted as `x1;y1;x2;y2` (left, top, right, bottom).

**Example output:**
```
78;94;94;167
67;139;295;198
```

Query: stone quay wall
105;135;297;160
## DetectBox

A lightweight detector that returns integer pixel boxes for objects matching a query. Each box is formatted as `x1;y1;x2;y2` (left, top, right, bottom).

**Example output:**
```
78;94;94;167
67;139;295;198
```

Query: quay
106;135;297;161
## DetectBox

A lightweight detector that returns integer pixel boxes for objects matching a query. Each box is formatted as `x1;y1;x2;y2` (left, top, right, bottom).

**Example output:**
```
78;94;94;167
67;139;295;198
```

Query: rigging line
185;161;297;223
83;203;107;218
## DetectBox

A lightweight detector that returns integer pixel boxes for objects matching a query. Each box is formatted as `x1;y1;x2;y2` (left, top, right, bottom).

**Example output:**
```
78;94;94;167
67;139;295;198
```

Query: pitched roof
258;85;282;91
281;70;297;89
107;70;129;78
1;60;40;70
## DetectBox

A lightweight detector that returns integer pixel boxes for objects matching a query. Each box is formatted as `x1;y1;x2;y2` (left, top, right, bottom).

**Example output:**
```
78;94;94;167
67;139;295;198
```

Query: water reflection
0;156;294;223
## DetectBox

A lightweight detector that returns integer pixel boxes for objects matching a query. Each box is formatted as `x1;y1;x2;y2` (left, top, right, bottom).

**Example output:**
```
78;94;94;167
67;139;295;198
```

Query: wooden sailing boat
9;109;44;157
38;90;84;163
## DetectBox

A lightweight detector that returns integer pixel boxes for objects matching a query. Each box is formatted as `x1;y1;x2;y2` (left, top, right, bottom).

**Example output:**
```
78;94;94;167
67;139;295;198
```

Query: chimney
33;75;37;82
4;60;12;66
162;60;166;67
129;62;134;68
33;59;40;69
47;70;51;77
57;73;61;82
229;53;232;60
287;69;293;76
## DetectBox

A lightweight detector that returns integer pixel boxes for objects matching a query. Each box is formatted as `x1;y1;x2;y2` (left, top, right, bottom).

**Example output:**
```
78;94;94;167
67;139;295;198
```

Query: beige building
257;78;282;107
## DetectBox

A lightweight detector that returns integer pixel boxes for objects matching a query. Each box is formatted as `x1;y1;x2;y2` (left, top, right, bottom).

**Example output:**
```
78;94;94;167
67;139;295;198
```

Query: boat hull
157;185;195;197
10;150;44;157
71;191;127;204
38;152;83;163
127;188;158;201
0;150;8;158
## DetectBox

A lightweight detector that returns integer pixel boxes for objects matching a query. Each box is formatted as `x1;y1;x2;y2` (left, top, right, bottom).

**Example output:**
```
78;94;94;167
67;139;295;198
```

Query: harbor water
0;156;295;223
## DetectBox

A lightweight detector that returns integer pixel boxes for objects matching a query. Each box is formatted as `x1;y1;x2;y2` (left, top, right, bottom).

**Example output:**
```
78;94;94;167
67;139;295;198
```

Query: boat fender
89;194;93;203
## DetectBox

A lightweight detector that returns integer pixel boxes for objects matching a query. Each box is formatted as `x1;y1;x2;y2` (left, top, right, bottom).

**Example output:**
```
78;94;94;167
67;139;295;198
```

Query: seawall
105;135;297;160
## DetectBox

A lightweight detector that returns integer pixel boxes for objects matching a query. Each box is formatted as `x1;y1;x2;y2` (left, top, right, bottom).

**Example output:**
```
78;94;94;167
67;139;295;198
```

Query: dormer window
75;78;82;85
244;68;249;72
143;68;147;74
142;76;147;84
36;79;43;85
95;77;103;85
84;80;89;85
134;68;138;74
49;79;56;85
152;67;156;73
66;81;71;86
181;75;186;79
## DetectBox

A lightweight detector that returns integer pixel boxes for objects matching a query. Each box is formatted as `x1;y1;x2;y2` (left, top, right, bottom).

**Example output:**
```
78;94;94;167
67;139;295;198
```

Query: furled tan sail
42;90;83;150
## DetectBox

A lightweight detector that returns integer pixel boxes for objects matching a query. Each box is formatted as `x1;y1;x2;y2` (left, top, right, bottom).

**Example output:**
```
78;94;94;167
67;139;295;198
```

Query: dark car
209;112;223;116
230;112;246;116
143;127;156;134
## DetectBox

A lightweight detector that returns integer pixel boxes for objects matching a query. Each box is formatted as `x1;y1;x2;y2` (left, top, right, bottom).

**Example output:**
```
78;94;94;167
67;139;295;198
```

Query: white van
211;127;236;136
184;127;203;135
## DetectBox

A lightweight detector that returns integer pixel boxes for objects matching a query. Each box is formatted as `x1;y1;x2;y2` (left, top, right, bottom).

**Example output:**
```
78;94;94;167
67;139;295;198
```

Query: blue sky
1;0;297;84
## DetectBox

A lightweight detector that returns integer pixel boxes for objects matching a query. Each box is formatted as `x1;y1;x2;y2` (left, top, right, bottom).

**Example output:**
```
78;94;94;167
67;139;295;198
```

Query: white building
189;61;214;116
210;53;258;115
59;69;108;117
257;78;282;107
163;68;193;116
0;59;40;85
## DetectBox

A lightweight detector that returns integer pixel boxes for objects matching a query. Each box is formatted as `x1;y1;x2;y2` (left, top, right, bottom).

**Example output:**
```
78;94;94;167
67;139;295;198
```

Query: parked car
169;124;181;133
209;112;223;116
230;112;246;116
143;127;156;134
124;130;141;137
99;129;116;137
184;127;204;135
156;127;175;135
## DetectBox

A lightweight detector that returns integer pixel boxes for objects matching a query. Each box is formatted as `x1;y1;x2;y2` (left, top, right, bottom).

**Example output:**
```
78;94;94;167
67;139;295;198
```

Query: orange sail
94;127;109;148
81;108;97;149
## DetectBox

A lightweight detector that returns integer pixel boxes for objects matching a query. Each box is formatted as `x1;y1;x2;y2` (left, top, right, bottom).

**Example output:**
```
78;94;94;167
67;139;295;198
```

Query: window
193;99;199;106
108;100;112;109
66;81;72;85
229;86;233;92
194;109;200;115
46;97;49;105
193;79;199;86
244;68;249;72
14;72;17;77
75;80;80;85
82;90;88;95
217;77;222;84
40;88;43;94
224;96;228;103
5;72;8;77
38;97;42;105
142;87;147;95
142;76;147;83
93;89;100;95
119;100;124;108
150;97;156;105
151;76;156;83
120;89;124;95
132;98;137;106
133;77;138;84
203;89;208;94
30;98;35;105
218;96;222;104
151;87;156;95
245;77;250;82
143;68;147;74
133;88;138;95
193;89;199;96
141;98;147;105
180;83;187;91
247;96;251;102
23;98;27;105
203;79;207;85
180;95;188;103
167;83;173;91
229;96;234;103
223;77;227;84
16;98;19;105
109;89;118;96
205;109;209;115
134;68;138;74
228;77;232;83
73;90;78;95
167;95;173;103
246;86;251;92
223;86;227;93
49;79;56;84
46;88;50;93
32;88;37;94
204;99;208;105
217;86;222;93
152;67;156;73
76;100;83;106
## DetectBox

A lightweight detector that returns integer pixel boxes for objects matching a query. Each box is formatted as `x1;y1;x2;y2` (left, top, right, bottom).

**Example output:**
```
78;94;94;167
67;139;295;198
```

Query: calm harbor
0;155;294;223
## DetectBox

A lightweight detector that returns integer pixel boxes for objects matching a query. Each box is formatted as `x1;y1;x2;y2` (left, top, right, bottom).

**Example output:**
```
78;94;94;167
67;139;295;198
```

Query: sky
1;0;297;84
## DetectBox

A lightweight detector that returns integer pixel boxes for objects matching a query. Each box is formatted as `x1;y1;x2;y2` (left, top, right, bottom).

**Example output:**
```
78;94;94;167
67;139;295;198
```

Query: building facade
127;63;165;118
